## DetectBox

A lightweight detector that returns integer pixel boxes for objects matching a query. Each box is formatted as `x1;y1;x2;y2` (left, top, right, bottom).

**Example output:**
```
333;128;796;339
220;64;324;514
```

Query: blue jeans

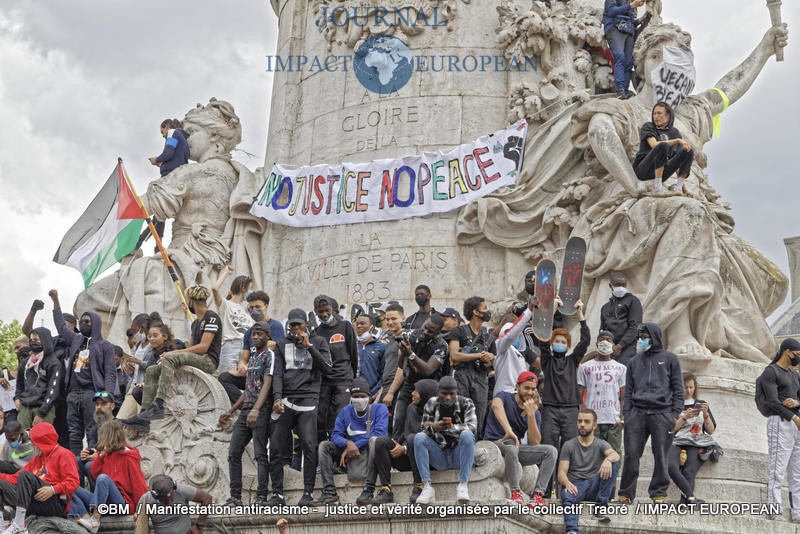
413;430;475;483
68;487;92;516
606;27;634;93
561;462;619;534
91;474;125;510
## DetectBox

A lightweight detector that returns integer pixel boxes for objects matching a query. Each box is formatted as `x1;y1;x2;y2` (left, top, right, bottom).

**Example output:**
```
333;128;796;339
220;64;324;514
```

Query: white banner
651;45;696;108
249;120;528;227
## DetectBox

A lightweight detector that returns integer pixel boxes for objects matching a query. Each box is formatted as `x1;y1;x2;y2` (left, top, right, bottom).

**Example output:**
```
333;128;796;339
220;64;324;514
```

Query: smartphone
694;403;701;410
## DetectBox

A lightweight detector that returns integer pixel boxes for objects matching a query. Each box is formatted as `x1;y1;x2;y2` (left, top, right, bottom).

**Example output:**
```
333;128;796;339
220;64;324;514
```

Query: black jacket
272;333;333;402
15;328;62;418
312;319;357;383
536;320;590;407
623;323;683;418
633;102;682;168
54;308;117;394
600;292;643;363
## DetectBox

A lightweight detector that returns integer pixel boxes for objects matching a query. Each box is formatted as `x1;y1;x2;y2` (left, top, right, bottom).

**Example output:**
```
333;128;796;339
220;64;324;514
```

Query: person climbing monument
632;102;695;193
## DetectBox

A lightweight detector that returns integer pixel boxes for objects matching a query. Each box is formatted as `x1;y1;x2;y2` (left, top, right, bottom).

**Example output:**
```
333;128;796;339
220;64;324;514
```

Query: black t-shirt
633;121;682;167
404;332;449;384
403;309;437;330
192;310;222;367
445;324;494;373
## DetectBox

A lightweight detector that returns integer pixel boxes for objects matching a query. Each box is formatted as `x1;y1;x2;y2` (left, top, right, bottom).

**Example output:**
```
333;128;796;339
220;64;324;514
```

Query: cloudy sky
0;1;797;331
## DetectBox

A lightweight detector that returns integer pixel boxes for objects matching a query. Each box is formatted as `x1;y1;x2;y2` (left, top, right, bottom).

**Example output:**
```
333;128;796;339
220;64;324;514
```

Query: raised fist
48;289;59;301
30;300;44;313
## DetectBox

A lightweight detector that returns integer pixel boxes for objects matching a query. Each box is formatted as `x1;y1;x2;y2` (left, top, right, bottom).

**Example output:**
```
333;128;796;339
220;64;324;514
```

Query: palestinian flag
54;161;146;287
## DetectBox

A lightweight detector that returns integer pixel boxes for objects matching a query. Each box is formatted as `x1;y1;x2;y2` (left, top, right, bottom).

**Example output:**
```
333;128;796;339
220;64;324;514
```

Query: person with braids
117;312;161;420
120;286;221;432
211;266;255;373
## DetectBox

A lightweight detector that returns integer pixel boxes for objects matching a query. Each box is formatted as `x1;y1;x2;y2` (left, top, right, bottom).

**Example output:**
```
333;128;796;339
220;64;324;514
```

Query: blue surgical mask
553;343;567;353
637;338;651;352
244;290;253;300
320;315;334;325
512;337;522;350
9;441;20;449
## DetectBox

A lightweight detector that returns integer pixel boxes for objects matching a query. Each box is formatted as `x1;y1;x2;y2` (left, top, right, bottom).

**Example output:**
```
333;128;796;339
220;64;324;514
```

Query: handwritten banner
651;45;696;108
249;120;528;227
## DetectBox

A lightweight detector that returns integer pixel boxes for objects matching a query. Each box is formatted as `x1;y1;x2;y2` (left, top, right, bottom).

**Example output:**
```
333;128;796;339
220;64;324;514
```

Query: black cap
251;321;269;334
441;308;462;322
93;391;114;403
287;308;307;325
350;377;370;395
438;376;458;390
598;330;615;342
780;338;800;353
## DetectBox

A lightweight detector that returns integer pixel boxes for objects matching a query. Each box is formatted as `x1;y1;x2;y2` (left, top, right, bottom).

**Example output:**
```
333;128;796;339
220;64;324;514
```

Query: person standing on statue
756;338;800;521
602;0;648;99
632;102;695;193
312;295;357;445
119;285;221;432
49;290;116;458
599;272;642;366
403;285;437;330
211;267;255;374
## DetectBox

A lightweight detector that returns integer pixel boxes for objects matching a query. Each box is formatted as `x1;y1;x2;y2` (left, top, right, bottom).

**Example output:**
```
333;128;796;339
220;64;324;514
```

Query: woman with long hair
212;266;255;373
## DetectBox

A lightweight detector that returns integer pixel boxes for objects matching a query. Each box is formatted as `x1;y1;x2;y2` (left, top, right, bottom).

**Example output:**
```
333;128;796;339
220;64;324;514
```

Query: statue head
182;98;242;162
633;23;692;91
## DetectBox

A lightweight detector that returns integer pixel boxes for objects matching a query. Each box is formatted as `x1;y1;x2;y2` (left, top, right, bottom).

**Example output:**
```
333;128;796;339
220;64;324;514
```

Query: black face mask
791;354;800;367
28;342;43;353
478;310;492;323
188;305;196;315
415;294;429;307
79;323;93;337
525;282;535;295
249;308;264;322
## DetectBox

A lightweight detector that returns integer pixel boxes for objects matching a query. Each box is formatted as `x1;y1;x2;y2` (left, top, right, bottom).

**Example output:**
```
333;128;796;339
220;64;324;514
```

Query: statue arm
588;113;641;196
704;24;788;114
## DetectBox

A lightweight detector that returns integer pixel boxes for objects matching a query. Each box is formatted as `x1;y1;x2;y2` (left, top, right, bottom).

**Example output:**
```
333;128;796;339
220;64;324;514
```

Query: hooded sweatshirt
53;308;117;395
312;319;358;383
536;320;590;407
0;423;79;502
272;332;333;402
400;379;438;446
600;291;643;363
0;434;35;470
90;446;149;509
155;128;190;176
623;322;684;419
633;102;682;168
15;327;62;417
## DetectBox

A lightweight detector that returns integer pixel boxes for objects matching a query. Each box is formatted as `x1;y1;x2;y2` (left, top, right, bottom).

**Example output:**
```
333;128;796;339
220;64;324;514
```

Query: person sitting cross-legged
558;409;621;534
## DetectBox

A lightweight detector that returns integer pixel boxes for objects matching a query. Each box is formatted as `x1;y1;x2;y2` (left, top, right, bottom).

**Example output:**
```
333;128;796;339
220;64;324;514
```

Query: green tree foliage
0;320;23;370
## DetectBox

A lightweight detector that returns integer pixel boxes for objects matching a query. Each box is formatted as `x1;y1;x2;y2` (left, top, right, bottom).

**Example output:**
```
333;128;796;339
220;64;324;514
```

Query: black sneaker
225;497;243;507
370;487;394;504
356;488;374;505
265;493;285;507
119;414;150;431
138;402;165;421
617;90;629;100
593;508;611;523
316;491;340;505
254;496;270;507
298;492;315;507
409;484;423;503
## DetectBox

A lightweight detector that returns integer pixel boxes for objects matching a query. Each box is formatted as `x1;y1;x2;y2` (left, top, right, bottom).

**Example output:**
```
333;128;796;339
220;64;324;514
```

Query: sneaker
370;486;394;504
118;414;151;431
254;496;270;507
456;482;470;503
138;402;165;421
298;492;315;507
77;516;100;533
409;483;423;503
265;493;285;507
224;497;244;507
3;524;26;534
651;495;667;503
526;492;546;509
593;505;611;523
613;495;633;505
355;488;373;505
685;497;705;505
508;490;524;505
316;490;339;506
616;90;628;100
417;483;435;504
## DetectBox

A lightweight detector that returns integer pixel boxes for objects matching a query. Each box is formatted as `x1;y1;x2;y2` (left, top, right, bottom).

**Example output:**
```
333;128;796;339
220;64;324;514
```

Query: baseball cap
517;371;538;386
93;391;114;403
598;330;615;342
287;308;307;325
350;377;370;395
441;308;462;322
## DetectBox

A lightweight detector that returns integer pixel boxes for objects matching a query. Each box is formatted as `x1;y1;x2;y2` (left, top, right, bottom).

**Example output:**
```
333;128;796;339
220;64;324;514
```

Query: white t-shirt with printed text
577;358;626;424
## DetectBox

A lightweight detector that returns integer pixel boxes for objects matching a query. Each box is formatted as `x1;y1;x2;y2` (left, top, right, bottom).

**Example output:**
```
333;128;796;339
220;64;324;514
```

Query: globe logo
354;35;414;94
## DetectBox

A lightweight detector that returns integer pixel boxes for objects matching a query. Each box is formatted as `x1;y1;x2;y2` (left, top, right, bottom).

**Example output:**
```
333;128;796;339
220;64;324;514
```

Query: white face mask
357;331;372;343
351;397;369;412
611;286;628;298
134;331;147;343
597;340;613;356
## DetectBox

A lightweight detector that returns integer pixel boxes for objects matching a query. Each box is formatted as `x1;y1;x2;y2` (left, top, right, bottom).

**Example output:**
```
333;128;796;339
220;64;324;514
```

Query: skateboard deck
533;258;557;342
558;236;587;315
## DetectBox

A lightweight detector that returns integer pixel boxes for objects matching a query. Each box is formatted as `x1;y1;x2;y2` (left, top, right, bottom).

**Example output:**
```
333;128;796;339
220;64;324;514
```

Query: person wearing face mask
446;296;496;438
14;328;62;431
514;271;564;350
315;377;388;505
403;285;437;330
755;338;800;520
599;271;642;366
116;312;160;420
355;314;391;401
577;331;627;459
617;322;683;505
492;297;540;397
533;299;589;496
49;290;117;458
211;267;255;373
312;295;358;445
0;422;34;474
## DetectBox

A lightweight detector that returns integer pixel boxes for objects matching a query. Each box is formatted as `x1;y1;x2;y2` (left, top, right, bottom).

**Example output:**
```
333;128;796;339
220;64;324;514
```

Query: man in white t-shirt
577;330;626;455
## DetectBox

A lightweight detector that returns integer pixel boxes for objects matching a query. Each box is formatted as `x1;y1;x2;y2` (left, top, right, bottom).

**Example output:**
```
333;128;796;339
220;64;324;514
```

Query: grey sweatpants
768;415;800;518
496;439;557;494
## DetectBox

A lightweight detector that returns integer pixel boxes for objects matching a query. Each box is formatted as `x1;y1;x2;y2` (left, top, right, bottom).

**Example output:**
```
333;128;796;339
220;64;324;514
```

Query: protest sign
651;46;696;108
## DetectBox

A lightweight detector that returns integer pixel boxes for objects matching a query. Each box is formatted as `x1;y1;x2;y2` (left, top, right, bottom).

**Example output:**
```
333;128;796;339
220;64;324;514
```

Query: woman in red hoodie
77;420;148;533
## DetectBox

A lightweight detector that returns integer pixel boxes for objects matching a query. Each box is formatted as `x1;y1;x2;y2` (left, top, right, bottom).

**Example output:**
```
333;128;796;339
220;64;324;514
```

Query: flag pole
118;158;194;322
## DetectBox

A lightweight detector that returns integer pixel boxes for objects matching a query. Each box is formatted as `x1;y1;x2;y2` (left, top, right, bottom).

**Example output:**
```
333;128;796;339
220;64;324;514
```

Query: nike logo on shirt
347;424;366;436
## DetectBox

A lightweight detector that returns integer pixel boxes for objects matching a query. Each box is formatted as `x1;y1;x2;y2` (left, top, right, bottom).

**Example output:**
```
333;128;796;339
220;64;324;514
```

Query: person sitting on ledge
632;101;695;193
414;376;477;505
120;285;222;431
134;474;212;534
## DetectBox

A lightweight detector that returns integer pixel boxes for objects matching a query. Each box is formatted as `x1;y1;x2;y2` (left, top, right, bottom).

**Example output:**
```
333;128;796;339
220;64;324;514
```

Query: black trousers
454;366;489;439
392;382;415;442
54;399;69;449
0;461;18;475
219;372;246;405
67;388;97;455
270;405;317;494
667;444;705;498
317;381;350;443
370;435;419;488
634;143;694;182
229;406;270;500
542;405;578;493
0;470;67;516
619;410;674;499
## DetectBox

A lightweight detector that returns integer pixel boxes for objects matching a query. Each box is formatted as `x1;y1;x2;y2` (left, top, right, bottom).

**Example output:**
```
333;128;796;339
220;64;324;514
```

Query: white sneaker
456;482;470;503
3;523;26;534
417;484;435;504
77;516;100;533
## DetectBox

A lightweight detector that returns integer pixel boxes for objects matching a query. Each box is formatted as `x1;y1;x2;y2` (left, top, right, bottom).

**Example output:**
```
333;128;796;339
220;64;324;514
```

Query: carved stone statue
459;19;790;362
76;98;266;340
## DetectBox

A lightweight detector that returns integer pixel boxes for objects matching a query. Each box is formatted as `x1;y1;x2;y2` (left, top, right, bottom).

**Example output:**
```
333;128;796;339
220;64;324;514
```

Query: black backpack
755;365;775;417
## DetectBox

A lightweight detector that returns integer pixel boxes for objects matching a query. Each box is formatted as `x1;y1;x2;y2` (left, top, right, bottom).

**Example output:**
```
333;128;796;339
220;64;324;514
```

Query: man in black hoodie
618;322;683;504
14;328;61;430
268;308;333;507
312;295;357;444
48;290;116;456
599;271;643;366
632;102;694;193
